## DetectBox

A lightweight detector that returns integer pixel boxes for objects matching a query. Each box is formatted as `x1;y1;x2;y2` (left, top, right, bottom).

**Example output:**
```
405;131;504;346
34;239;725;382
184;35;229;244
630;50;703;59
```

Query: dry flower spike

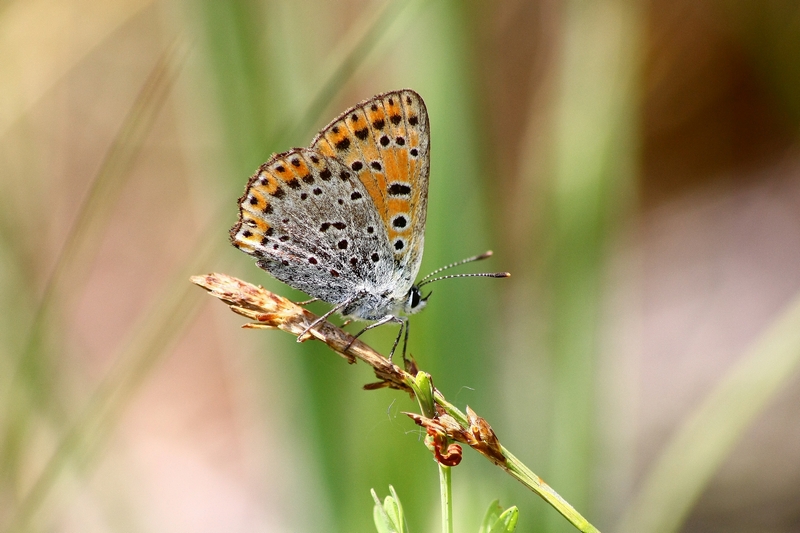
191;272;600;533
190;272;409;388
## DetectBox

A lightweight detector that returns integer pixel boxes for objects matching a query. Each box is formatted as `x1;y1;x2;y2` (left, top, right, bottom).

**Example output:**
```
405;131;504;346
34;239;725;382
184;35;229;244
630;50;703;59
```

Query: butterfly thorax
342;284;427;321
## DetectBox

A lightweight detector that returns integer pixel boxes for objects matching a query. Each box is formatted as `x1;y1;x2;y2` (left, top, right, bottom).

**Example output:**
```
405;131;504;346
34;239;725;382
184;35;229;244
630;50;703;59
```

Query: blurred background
2;0;800;532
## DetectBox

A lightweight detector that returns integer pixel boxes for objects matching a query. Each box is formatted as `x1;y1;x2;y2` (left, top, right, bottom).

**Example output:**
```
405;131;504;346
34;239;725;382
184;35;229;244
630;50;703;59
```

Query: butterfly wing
310;89;430;292
230;148;395;305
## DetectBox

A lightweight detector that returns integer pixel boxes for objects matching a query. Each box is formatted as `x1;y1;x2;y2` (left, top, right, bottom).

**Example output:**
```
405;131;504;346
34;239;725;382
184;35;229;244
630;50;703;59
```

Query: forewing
310;89;430;286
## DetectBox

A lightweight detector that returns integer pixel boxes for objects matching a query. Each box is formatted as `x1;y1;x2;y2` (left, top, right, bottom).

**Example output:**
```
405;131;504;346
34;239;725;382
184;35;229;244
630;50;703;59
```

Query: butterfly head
403;285;430;315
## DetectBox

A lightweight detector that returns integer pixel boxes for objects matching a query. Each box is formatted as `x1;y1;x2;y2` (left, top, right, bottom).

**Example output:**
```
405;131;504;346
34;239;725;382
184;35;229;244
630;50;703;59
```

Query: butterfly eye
409;287;422;308
405;287;428;315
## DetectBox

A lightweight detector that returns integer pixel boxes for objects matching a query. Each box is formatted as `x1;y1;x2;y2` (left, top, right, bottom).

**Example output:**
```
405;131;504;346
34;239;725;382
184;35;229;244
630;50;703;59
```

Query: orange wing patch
374;93;413;255
397;91;430;268
343;107;388;221
314;119;387;216
309;89;430;265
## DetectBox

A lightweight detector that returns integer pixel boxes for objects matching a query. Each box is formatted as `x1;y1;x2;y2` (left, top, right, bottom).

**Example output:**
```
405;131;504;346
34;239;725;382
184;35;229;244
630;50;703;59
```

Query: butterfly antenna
417;250;497;284
417;271;510;289
417;250;510;289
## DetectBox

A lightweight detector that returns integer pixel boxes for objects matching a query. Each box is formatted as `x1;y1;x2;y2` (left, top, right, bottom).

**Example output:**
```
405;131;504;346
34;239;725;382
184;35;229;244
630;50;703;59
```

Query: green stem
439;464;453;533
434;393;600;533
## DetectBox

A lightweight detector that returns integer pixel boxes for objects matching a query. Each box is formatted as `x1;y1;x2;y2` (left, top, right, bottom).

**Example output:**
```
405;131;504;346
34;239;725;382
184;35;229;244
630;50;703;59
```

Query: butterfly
230;89;508;359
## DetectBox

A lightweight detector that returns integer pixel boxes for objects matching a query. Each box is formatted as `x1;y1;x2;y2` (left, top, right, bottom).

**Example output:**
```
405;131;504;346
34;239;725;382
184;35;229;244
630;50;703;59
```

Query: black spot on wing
389;183;411;196
335;137;351;151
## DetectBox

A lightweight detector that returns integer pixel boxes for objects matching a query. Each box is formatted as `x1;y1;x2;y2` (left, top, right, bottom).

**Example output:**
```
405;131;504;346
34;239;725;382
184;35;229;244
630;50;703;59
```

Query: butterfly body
230;89;430;327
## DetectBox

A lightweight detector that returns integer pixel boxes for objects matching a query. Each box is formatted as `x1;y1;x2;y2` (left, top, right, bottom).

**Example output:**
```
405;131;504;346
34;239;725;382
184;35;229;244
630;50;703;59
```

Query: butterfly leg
400;319;410;363
345;315;405;359
297;295;358;342
294;297;320;306
390;317;411;362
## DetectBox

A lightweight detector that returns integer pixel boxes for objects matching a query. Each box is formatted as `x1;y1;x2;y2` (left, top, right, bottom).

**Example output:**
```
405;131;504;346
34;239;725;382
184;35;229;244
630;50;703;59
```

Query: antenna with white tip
416;250;510;289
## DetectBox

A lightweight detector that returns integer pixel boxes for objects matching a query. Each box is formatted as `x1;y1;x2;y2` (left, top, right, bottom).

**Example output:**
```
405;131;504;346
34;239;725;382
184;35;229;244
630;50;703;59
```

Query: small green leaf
479;500;503;533
479;500;519;533
372;490;394;533
490;507;519;533
373;507;391;533
411;372;435;418
371;486;407;533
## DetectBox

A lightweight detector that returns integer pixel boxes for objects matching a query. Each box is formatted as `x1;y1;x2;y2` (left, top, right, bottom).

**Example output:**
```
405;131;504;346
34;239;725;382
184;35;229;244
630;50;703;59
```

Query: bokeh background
2;1;800;532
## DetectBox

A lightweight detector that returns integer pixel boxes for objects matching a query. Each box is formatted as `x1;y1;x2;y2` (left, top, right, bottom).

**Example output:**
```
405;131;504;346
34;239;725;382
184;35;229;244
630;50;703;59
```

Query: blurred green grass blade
191;2;277;173
282;0;412;146
542;1;641;530
618;291;800;533
1;39;186;484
